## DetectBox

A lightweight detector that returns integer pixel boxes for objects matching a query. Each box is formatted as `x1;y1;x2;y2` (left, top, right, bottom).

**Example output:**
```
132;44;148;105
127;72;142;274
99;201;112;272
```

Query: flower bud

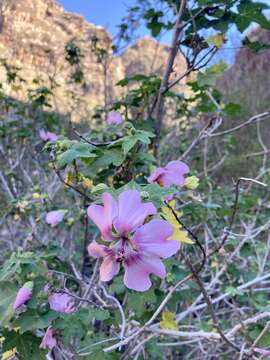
106;111;123;125
92;183;108;193
184;176;199;190
46;210;66;226
13;281;33;311
140;191;150;200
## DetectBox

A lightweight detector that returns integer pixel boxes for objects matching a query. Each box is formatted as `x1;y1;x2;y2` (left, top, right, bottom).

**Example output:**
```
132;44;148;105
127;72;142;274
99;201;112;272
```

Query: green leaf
116;74;149;87
197;61;228;87
109;130;154;155
243;37;270;53
144;183;176;208
235;2;270;32
206;33;225;48
122;136;138;154
109;275;126;294
0;282;18;327
223;102;241;116
54;308;110;343
0;252;21;281
2;330;46;360
57;142;97;168
14;310;59;333
90;149;125;172
128;288;157;317
225;286;243;297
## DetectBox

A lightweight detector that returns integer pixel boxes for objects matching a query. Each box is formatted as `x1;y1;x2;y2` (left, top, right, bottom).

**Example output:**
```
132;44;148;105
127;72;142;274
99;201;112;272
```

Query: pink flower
106;111;123;125
40;327;57;350
48;293;75;313
39;129;58;142
46;210;65;226
253;347;270;357
13;282;33;311
147;160;189;187
87;190;179;292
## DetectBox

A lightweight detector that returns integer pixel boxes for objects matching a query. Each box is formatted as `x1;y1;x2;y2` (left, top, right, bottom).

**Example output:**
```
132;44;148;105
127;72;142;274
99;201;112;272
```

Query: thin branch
209;111;270;138
208;177;267;257
154;0;186;156
103;274;192;353
51;155;92;202
99;285;126;340
184;256;240;352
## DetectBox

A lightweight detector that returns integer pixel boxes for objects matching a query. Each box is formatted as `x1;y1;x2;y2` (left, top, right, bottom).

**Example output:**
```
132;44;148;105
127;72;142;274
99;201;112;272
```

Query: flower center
113;238;138;263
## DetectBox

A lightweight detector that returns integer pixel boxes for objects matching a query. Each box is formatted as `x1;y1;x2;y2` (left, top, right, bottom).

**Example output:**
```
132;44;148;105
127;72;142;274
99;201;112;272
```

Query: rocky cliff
217;27;270;116
0;0;187;121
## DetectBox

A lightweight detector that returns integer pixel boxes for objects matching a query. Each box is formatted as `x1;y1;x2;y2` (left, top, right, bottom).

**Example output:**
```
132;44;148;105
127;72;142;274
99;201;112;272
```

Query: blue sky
57;0;270;64
58;0;140;36
58;0;173;43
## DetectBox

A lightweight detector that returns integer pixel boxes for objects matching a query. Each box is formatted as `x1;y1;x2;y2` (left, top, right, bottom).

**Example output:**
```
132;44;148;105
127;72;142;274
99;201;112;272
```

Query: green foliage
243;37;270;52
65;41;83;65
2;330;46;360
0;282;18;327
57;142;97;168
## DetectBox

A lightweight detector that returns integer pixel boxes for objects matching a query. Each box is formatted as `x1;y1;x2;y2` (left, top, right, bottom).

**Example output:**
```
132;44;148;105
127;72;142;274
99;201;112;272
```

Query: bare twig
209;111;270;138
154;0;186;156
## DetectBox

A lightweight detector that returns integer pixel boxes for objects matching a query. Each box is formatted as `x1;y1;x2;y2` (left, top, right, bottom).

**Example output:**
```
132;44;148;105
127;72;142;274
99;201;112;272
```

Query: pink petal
48;293;75;313
46;132;58;142
40;327;57;350
162;160;189;187
166;160;189;174
87;192;117;240
46;210;65;226
39;129;48;141
134;220;179;258
13;287;32;310
100;256;120;282
253;347;270;357
123;255;166;291
147;167;165;183
88;241;107;258
106;111;123;125
114;190;156;235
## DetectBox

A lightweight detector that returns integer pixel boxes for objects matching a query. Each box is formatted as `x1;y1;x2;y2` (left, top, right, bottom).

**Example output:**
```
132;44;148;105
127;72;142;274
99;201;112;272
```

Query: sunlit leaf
160;311;178;330
161;205;193;244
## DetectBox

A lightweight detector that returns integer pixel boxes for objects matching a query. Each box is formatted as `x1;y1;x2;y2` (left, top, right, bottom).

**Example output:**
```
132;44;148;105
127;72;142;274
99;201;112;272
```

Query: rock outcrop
217;26;270;116
0;0;188;121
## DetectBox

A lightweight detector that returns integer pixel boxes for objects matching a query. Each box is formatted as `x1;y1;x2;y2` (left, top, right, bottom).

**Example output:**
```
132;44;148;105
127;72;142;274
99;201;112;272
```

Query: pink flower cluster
48;293;75;313
13;281;75;350
87;190;179;291
147;160;189;187
39;292;75;350
45;210;65;226
39;129;58;142
106;111;123;125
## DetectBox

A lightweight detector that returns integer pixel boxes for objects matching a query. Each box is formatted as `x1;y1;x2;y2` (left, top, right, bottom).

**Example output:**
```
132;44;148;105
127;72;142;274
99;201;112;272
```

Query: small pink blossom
39;129;58;142
40;327;57;350
147;160;189;188
46;210;65;226
253;347;270;357
48;293;75;313
106;111;123;125
87;190;179;292
13;282;33;311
